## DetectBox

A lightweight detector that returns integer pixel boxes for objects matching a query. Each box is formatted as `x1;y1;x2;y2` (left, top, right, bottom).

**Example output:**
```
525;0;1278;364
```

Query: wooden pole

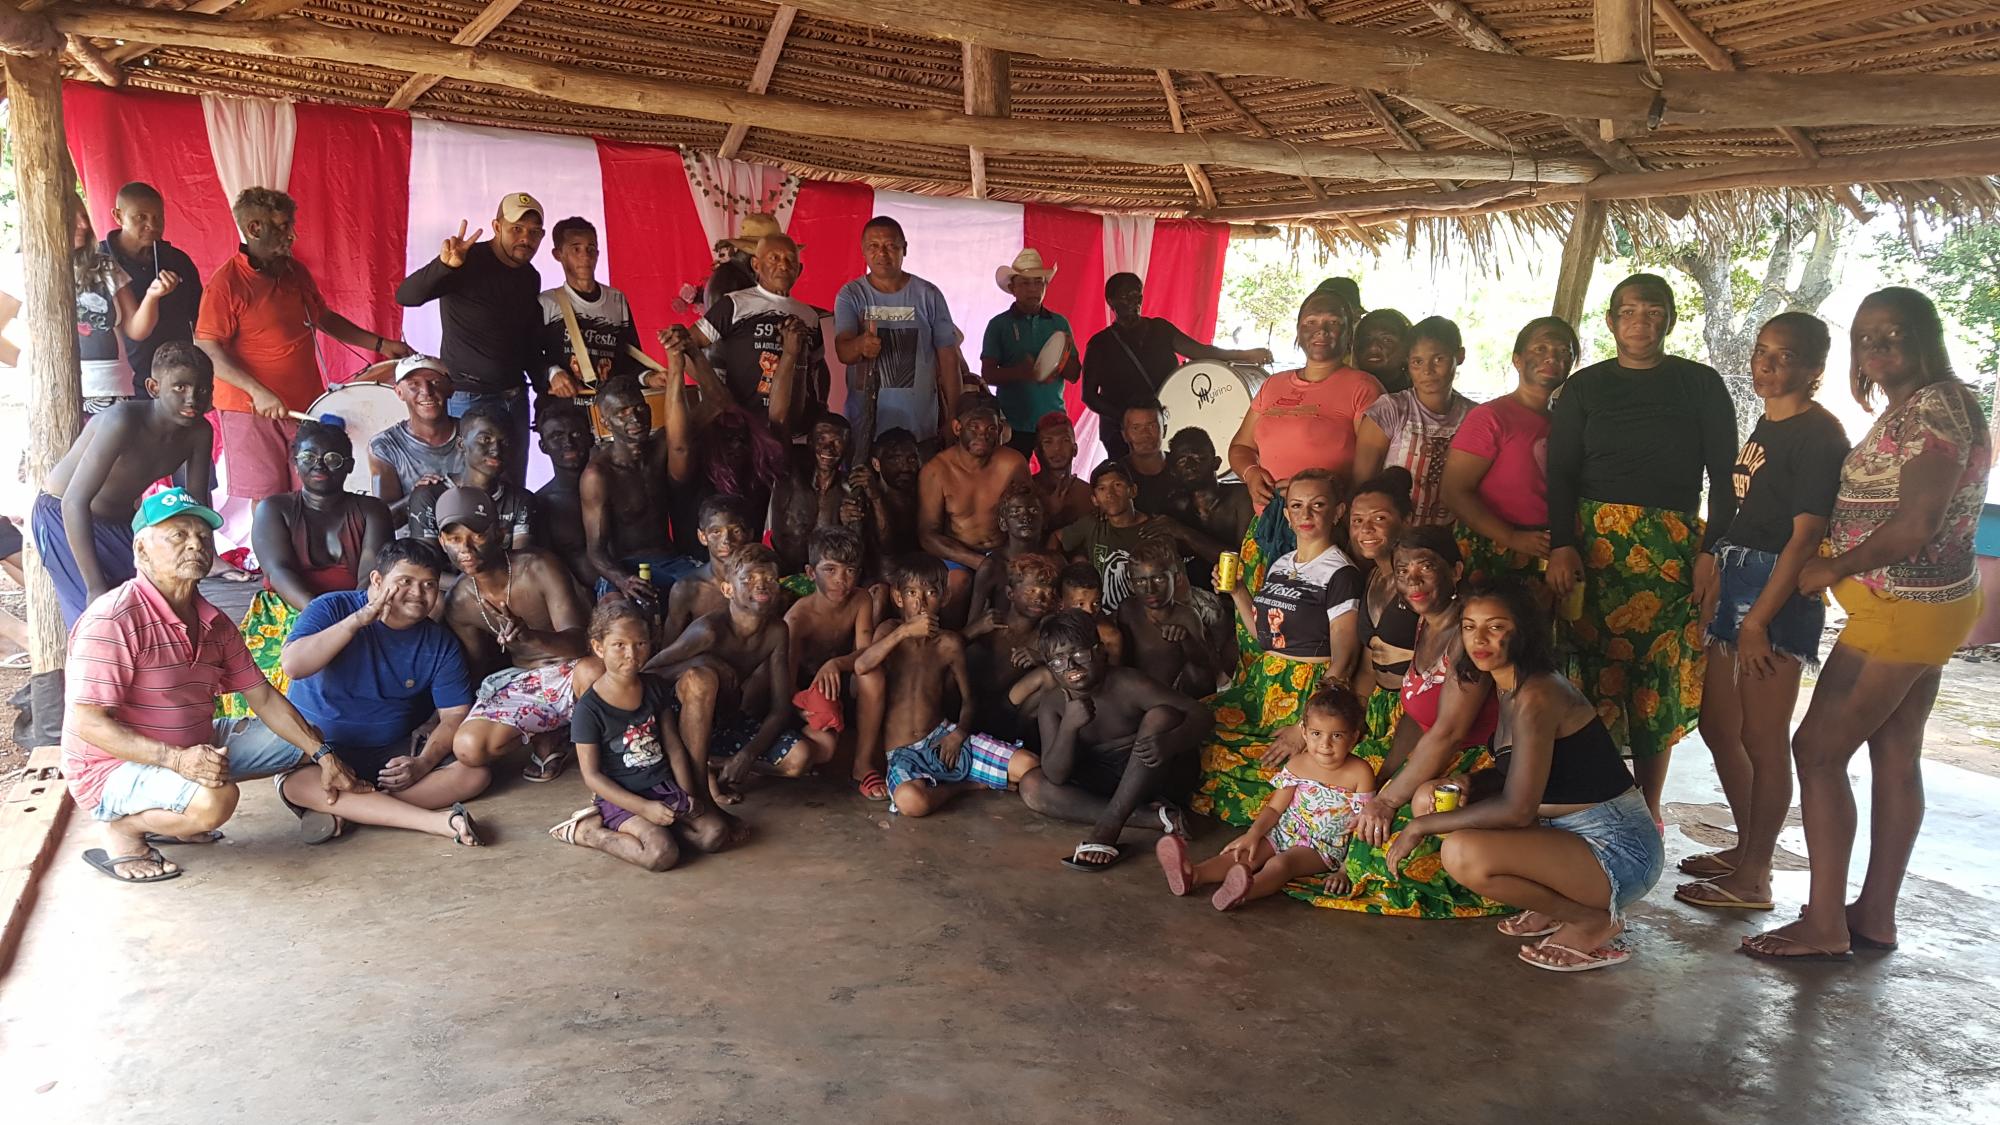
719;4;799;159
1592;0;1651;140
1552;201;1609;329
51;6;1598;186
962;43;1009;199
2;48;83;740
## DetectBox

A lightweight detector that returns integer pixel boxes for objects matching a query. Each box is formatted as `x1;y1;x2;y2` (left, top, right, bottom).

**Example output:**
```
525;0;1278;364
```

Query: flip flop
449;802;482;847
81;847;181;884
142;830;225;846
0;652;31;669
272;773;343;844
1154;802;1188;840
1061;841;1124;872
549;806;597;846
1849;929;1898;953
1211;863;1253;911
856;771;889;802
1497;912;1562;938
523;747;570;783
1676;852;1736;878
1674;880;1775;911
1518;941;1632;973
1738;933;1853;962
1155;835;1193;896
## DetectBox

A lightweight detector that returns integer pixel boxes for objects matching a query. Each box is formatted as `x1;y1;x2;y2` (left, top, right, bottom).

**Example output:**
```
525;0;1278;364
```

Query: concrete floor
2;744;1998;1125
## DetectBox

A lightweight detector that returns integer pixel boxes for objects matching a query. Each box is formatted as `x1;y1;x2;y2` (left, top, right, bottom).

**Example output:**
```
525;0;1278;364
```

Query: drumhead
1156;360;1267;450
1034;330;1069;381
308;382;404;494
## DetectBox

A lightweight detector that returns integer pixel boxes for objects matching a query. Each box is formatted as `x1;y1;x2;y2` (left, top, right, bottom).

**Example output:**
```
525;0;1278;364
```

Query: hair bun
1374;465;1415;501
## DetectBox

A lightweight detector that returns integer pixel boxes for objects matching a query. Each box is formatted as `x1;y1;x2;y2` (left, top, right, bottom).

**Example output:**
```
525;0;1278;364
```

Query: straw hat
995;248;1057;292
727;212;790;252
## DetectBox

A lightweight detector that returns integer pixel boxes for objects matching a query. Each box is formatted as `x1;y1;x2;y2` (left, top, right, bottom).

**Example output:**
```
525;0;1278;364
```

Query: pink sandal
1155;835;1192;896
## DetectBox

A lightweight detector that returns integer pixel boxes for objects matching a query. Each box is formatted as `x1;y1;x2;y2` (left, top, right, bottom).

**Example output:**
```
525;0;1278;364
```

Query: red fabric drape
1023;203;1108;422
595;139;713;356
1142;219;1231;342
61;83;237;283
787;179;873;311
288;104;411;370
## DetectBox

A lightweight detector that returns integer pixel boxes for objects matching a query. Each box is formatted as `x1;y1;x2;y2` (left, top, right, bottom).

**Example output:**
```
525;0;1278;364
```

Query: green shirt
982;305;1073;433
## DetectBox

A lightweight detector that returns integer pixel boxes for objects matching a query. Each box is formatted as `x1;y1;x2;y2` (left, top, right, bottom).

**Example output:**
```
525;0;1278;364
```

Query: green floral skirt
217;590;296;720
1568;499;1704;759
1193;649;1329;826
1455;525;1545;589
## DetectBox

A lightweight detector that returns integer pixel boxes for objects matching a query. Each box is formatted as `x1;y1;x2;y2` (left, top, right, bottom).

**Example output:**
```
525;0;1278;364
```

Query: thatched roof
44;0;2000;242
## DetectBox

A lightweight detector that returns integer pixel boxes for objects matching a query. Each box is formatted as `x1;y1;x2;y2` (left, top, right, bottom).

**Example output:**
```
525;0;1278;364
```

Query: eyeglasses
295;450;351;472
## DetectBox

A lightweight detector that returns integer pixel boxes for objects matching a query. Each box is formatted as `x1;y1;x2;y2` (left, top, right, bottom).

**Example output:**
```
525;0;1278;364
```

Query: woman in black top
1544;273;1738;821
1082;272;1271;461
1386;578;1663;972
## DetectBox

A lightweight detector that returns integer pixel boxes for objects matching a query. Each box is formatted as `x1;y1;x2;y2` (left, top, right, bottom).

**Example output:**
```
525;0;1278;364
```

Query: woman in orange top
1226;284;1384;513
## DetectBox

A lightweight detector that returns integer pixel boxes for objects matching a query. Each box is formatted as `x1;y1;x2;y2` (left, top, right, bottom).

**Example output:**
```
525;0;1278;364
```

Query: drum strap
1107;324;1149;386
554;287;599;389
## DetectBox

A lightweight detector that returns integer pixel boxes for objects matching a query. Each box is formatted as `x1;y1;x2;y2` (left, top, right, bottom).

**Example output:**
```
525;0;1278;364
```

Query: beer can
1432;783;1462;813
1560;581;1586;623
1217;551;1243;593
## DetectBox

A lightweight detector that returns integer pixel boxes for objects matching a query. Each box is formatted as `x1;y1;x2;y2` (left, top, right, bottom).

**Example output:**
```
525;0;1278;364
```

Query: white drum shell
307;382;405;494
1156;360;1268;451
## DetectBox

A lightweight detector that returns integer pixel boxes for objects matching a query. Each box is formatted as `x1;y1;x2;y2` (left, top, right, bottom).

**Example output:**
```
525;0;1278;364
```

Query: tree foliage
1874;219;2000;378
1223;258;1308;347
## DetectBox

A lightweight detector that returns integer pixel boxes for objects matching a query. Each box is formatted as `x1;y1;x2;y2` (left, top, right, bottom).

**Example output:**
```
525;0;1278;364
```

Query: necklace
472;556;516;649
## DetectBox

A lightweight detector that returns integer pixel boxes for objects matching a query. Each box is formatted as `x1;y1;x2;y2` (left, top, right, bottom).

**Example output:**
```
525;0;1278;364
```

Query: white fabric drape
200;94;296;204
681;151;798;246
1102;213;1155;281
873;190;1024;366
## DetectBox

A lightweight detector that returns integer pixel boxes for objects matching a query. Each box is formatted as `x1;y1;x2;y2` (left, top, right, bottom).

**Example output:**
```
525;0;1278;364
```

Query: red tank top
1398;619;1498;748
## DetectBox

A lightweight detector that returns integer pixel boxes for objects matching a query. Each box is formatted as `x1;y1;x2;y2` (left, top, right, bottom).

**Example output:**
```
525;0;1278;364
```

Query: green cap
131;487;224;534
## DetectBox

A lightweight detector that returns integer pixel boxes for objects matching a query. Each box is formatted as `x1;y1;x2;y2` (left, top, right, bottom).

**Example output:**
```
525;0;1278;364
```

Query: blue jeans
1703;541;1827;668
1543;789;1664;920
447;387;532;487
92;717;308;821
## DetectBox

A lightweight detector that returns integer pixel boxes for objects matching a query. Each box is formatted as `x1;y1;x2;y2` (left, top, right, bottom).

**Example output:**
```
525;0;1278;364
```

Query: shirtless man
843;426;922;570
783;527;889;799
582;375;685;603
34;341;215;626
662;494;755;641
1117;537;1222;698
646;544;805;804
770;411;852;580
967;479;1057;622
532;401;595;590
1030;411;1094;532
855;554;1038;818
439;488;592;783
969;552;1061;744
1020;608;1212;870
918;393;1029;619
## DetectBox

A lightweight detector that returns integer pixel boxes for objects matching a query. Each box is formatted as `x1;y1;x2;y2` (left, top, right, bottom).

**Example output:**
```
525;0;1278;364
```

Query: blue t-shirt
285;590;475;749
833;273;956;442
981;305;1073;434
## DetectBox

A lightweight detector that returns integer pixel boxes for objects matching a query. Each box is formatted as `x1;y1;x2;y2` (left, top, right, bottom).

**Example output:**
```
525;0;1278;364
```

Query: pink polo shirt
61;574;264;812
1248;366;1382;490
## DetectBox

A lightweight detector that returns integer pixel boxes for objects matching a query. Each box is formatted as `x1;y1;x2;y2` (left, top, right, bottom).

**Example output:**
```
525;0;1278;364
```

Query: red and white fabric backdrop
60;82;1229;474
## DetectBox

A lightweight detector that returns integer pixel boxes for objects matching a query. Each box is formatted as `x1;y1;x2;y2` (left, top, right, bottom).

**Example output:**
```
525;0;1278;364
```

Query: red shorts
217;411;299;503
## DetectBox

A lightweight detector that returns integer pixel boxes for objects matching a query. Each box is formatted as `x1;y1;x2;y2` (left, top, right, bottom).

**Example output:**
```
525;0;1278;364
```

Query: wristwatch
310;742;336;764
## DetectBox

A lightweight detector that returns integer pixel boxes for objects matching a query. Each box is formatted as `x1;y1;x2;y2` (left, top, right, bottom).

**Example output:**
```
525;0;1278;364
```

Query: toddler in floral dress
1157;685;1378;910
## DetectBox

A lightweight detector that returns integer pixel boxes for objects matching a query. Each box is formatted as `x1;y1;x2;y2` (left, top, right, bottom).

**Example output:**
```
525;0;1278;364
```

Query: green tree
1223;259;1307;348
1874;219;2000;377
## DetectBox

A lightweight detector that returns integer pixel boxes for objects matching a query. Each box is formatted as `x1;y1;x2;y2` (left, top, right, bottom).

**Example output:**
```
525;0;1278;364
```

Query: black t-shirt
572;676;677;793
1084;318;1200;417
1124;458;1177;517
101;235;203;382
696;285;829;416
1721;404;1849;554
406;479;536;546
1253;546;1363;659
395;242;542;395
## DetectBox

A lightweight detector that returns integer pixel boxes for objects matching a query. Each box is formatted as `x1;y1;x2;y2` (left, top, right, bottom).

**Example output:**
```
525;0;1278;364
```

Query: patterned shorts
886;721;1018;805
468;660;579;738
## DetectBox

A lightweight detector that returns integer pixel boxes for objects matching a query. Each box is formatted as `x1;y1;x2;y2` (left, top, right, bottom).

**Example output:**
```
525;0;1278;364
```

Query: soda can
1217;551;1244;593
1432;783;1462;813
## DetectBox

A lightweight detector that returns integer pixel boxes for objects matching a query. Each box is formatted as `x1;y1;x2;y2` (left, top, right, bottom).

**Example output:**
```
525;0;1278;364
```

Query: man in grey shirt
368;355;464;525
833;216;960;444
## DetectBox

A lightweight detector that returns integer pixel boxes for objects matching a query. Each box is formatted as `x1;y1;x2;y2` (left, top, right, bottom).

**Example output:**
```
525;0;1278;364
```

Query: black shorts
0;516;21;560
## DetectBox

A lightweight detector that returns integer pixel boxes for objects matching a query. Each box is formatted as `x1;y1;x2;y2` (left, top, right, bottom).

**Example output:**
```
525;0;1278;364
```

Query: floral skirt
217;589;295;720
1568;499;1704;760
1455;525;1545;589
1193;649;1329;826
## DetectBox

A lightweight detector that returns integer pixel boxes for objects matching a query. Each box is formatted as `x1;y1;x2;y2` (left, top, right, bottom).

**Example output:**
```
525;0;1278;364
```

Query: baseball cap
497;192;544;224
132;487;223;533
393;355;452;384
434;487;495;534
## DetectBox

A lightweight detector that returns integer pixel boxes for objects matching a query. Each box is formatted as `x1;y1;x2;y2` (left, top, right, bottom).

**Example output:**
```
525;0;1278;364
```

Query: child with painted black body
784;527;888;800
1156;685;1377;908
549;601;743;868
663;493;756;641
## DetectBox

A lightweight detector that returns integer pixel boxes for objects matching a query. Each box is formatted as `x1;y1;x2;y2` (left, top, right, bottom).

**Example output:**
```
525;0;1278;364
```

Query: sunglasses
295;450;351;472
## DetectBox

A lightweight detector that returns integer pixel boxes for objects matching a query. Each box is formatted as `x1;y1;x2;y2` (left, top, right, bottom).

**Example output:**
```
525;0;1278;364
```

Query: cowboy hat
995;248;1057;293
727;212;791;252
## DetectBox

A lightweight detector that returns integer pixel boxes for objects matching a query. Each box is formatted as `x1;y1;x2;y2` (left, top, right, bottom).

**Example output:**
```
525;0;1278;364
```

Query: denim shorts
1703;541;1827;668
1543;788;1663;920
93;718;308;821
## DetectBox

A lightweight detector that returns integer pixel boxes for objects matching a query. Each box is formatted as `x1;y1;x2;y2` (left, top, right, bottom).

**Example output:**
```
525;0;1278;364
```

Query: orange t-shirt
1248;366;1383;486
196;250;330;414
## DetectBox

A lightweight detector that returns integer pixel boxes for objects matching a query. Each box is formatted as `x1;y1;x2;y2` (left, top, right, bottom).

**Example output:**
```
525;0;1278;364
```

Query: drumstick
287;411;348;428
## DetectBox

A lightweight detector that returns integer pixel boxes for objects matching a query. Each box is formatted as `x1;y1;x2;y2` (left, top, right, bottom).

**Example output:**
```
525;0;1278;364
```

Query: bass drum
1157;359;1268;451
306;381;404;494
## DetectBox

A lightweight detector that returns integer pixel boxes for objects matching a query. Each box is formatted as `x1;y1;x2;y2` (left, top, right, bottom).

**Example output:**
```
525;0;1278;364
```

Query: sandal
549;806;597;846
1154;802;1188;840
1155;835;1193;896
1674;880;1774;911
1519;941;1632;973
274;772;345;845
1739;933;1852;962
1211;864;1253;911
143;830;225;846
1061;841;1124;872
1497;912;1561;939
448;802;482;847
523;747;570;783
81;846;182;884
1676;852;1735;878
856;771;889;802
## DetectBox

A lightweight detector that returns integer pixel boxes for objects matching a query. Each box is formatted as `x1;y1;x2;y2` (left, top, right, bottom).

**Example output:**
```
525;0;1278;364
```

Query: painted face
1122;408;1164;457
810;421;849;471
861;226;907;277
1458;596;1516;672
875;440;920;488
697;514;752;562
136;514;215;582
69;205;95;252
1393;546;1455;614
722;560;782;616
1006;569;1057;620
1355;324;1407;380
810;558;859;603
147;364;213;425
1513;325;1576;393
591;616;653;676
397;369;452;422
438;522;498;575
1608;286;1672;357
1000;493;1044;542
1407;337;1460;403
1061;583;1101;617
492;213;546;266
113;195;164;249
1092;472;1137;518
292;432;351;495
1168;432;1218;486
1852;300;1921;391
1036;423;1077;471
1300;710;1357;767
371;560;442;624
1297;307;1349;362
1107;281;1143;320
1042;634;1106;694
956;408;1001;458
600;390;652;445
553;229;599;282
245;207;296;260
1283;478;1338;540
537;413;593;473
1128;558;1175;612
753;239;801;294
891;574;943;620
1751;322;1822;400
460;416;512;479
1347;491;1402;562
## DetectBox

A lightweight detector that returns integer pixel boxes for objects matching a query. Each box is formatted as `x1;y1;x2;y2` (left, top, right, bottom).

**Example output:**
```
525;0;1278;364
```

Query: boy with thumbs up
834;216;962;445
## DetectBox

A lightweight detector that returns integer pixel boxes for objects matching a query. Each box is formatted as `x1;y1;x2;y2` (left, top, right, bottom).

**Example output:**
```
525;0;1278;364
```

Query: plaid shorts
886;721;1017;802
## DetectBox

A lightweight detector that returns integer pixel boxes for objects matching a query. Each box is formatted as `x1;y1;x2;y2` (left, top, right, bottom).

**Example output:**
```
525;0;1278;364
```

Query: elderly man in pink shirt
63;488;365;884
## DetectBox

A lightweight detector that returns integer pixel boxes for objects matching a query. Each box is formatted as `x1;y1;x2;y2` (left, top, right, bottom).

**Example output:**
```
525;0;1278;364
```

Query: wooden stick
720;4;799;159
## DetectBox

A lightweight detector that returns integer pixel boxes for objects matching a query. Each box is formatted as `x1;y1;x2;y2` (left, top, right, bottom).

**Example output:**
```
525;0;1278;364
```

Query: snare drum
306;382;404;494
1156;359;1268;448
586;389;669;438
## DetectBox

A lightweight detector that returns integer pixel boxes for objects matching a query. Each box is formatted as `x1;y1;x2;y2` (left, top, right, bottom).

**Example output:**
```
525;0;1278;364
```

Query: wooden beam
1151;70;1215;209
1189;72;1340;215
1552;200;1608;327
962;42;1009;199
720;5;798;159
1353;89;1457;193
778;0;2000;129
1592;0;1651;140
64;33;122;85
384;0;528;112
1391;95;1527;155
1651;0;1871;221
0;49;82;695
53;7;1602;186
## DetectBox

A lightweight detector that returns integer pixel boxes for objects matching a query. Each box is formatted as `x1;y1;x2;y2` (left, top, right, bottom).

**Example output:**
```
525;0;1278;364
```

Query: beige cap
497;192;544;223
